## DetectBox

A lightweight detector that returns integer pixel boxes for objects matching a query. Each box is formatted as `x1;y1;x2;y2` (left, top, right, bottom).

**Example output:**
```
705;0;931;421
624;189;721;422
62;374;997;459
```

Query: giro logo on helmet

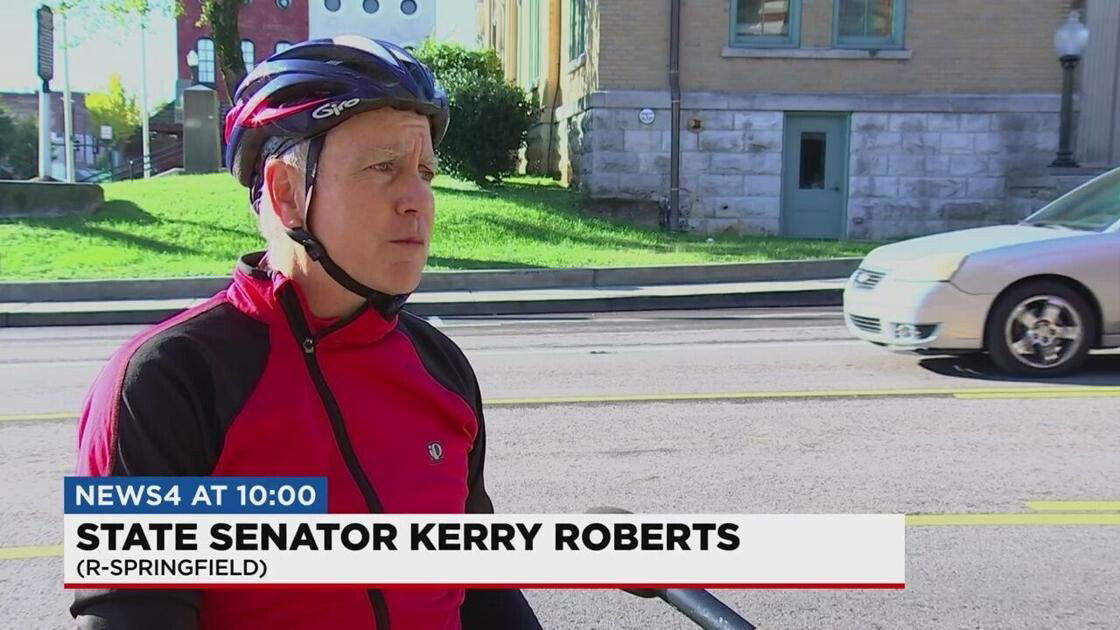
312;98;361;120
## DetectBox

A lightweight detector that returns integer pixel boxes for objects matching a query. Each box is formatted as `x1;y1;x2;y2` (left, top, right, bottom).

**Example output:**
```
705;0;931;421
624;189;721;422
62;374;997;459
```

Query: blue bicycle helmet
222;35;449;311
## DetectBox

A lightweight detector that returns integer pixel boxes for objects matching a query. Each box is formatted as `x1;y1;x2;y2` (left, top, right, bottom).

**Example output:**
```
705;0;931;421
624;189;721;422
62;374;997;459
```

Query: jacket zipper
280;289;391;630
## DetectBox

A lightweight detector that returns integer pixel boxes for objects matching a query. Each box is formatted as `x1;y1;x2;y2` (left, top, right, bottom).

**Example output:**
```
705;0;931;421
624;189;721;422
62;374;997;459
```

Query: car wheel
985;280;1096;377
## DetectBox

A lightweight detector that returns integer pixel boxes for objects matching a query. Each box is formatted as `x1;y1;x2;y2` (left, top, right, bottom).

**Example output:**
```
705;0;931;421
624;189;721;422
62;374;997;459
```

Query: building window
400;0;417;16
730;0;800;48
275;40;292;54
276;0;291;8
197;37;215;84
528;0;540;86
517;0;541;86
569;0;586;61
324;0;340;12
241;39;256;72
799;132;826;189
835;0;905;48
363;0;380;13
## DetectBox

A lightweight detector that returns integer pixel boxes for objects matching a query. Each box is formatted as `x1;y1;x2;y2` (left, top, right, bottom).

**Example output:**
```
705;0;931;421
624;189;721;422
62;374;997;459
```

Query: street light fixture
1051;10;1089;168
186;49;200;85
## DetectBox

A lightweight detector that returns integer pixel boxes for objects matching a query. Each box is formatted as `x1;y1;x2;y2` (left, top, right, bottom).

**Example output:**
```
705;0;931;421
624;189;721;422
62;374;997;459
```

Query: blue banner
64;477;328;514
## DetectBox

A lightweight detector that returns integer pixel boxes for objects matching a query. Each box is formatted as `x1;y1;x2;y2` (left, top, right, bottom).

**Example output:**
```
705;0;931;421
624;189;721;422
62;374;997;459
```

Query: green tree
414;40;504;90
199;0;248;101
86;74;141;150
0;106;39;179
414;41;534;185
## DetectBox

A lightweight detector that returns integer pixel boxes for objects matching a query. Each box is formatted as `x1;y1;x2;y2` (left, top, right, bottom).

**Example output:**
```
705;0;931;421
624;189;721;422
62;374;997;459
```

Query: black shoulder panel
396;310;479;414
111;301;271;476
73;303;270;624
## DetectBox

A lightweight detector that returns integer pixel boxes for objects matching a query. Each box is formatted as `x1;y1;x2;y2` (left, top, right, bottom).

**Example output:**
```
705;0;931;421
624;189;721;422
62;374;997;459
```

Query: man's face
308;107;437;296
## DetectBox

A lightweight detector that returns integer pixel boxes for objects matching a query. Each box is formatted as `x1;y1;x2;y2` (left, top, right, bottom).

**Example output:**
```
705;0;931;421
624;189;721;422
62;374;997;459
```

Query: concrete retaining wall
0;181;104;218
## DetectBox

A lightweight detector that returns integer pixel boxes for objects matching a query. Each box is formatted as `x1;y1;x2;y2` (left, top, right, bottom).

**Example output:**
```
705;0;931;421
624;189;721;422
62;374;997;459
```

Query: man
71;36;541;629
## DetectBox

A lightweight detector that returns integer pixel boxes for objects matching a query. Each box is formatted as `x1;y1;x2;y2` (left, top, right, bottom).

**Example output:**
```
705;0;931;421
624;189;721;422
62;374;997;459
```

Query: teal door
781;113;849;239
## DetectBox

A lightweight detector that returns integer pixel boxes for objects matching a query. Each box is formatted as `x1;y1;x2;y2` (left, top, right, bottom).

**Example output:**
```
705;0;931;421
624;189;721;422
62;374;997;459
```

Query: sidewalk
0;277;848;326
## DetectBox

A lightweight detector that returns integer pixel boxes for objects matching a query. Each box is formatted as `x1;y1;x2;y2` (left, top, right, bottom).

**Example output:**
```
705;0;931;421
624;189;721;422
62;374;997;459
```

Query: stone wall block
949;156;989;176
698;130;744;152
852;113;890;133
698;173;745;196
960;114;993;132
734;111;783;131
595;151;640;174
889;154;927;176
888;113;927;133
900;177;967;199
967;177;1007;198
744;131;783;153
900;132;941;155
941;132;975;154
927;113;960;131
744;175;782;197
624;129;663;153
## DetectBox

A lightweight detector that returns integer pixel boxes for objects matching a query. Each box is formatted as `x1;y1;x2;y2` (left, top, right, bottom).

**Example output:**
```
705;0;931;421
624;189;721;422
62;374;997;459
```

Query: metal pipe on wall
668;0;682;231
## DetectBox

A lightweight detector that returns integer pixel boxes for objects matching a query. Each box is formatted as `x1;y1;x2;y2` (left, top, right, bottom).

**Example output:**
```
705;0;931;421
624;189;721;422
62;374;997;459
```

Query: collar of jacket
227;251;399;347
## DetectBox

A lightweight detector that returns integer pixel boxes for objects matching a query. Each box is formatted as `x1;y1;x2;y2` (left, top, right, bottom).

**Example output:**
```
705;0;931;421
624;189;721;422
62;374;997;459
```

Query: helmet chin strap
284;134;410;318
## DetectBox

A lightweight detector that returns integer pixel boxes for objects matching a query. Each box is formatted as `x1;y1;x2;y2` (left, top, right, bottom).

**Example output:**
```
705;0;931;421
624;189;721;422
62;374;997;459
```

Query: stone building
479;0;1120;240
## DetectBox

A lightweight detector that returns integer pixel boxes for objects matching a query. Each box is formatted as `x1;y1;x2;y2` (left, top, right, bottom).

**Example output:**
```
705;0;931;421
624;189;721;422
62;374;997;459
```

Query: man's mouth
390;237;426;246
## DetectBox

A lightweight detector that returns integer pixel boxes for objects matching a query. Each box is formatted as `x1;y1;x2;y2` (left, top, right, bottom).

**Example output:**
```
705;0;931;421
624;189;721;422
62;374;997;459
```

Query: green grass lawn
0;174;877;281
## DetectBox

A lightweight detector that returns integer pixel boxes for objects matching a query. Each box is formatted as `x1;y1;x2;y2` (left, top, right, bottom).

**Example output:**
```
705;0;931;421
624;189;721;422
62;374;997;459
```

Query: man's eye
370;161;393;173
420;168;436;182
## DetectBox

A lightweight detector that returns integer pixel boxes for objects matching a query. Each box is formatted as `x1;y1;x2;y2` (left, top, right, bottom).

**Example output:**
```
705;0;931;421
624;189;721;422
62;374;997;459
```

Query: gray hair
254;139;311;274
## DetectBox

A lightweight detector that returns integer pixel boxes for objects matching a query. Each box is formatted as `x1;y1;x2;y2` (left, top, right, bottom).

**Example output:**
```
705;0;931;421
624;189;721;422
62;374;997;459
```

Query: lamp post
1051;10;1089;168
186;50;200;85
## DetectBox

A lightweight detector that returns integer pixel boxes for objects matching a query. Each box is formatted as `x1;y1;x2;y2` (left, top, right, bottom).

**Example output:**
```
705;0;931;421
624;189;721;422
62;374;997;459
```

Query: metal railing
80;141;183;183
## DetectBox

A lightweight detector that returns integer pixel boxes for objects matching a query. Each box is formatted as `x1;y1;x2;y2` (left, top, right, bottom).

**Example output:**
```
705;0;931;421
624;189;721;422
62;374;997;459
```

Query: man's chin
365;264;424;296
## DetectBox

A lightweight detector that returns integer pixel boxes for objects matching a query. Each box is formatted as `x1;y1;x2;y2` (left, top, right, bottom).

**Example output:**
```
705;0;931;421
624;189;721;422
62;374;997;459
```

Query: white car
843;167;1120;376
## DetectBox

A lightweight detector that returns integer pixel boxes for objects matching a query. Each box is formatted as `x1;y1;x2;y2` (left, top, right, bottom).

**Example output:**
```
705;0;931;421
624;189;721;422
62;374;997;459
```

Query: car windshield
1021;168;1120;232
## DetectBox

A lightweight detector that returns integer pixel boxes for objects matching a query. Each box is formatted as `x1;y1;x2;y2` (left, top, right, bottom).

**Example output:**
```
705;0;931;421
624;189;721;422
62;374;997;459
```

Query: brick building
176;0;309;105
176;1;473;107
0;91;98;179
481;0;1119;240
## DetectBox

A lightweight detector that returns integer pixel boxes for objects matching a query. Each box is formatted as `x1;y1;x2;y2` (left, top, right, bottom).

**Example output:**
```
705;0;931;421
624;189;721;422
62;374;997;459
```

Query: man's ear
262;157;304;230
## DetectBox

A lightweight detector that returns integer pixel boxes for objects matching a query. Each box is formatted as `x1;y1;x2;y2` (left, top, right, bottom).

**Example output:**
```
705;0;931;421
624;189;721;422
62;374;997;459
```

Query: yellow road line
0;412;75;424
956;389;1120;400
1026;501;1120;512
4;386;1120;422
489;386;1120;406
0;545;62;560
907;513;1120;526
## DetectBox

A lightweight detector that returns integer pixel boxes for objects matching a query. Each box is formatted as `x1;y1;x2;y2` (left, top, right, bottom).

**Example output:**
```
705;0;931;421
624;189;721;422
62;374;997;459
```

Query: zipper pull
302;337;316;354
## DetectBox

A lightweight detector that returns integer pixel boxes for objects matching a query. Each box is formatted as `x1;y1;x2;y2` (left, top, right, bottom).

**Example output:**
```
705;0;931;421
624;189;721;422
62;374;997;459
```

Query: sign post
61;9;75;182
37;5;54;180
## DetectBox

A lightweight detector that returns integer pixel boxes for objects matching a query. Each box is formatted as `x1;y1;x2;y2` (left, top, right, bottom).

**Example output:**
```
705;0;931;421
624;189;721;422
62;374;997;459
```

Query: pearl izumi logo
312;98;360;120
427;442;444;463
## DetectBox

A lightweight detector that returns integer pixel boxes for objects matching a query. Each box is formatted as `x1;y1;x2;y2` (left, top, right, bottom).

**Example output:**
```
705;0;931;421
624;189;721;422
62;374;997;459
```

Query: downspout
546;0;562;177
668;0;682;231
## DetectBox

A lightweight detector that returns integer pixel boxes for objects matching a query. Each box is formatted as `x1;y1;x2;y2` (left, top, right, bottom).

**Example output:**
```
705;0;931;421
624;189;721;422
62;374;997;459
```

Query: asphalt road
2;307;1119;628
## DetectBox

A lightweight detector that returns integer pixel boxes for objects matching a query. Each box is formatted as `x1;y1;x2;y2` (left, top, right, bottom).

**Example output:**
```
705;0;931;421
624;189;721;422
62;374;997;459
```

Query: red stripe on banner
66;583;906;590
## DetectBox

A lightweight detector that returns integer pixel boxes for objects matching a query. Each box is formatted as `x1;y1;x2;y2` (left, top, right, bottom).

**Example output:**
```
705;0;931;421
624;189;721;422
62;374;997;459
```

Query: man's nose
395;173;434;216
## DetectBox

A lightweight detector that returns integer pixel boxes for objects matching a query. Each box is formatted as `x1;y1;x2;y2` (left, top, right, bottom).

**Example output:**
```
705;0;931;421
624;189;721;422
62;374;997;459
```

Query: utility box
183;85;221;174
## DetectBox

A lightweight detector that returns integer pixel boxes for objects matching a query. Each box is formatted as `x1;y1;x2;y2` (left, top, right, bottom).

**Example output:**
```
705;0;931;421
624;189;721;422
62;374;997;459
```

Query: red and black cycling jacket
71;251;540;630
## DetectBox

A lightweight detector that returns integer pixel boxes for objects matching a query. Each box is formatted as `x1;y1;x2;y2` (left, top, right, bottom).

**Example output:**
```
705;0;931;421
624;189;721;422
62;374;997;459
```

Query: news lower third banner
63;477;906;588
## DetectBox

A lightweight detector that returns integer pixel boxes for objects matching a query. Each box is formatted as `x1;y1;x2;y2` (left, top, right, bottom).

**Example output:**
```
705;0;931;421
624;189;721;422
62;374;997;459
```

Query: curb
0;258;862;303
0;287;844;327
